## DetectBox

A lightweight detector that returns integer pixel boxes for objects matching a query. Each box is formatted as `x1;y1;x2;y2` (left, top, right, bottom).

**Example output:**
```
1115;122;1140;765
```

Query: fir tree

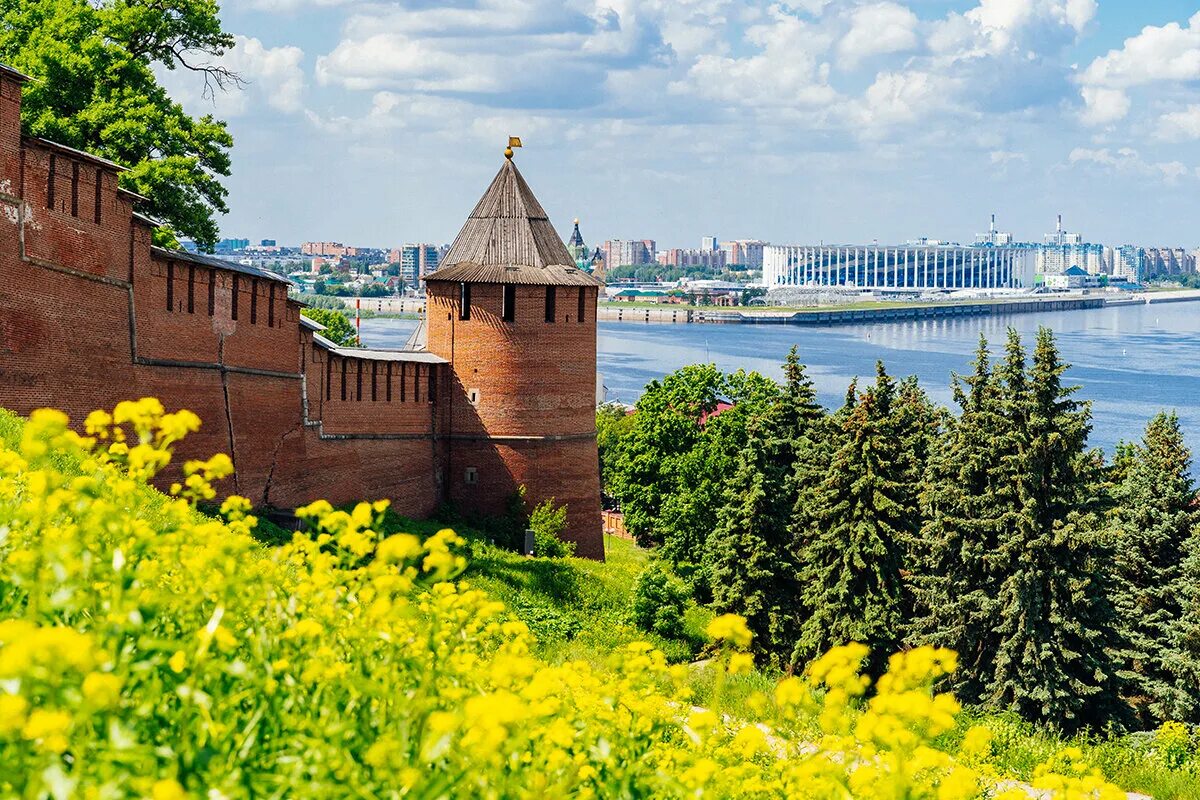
793;363;914;677
1111;412;1200;723
709;420;804;668
909;335;1013;703
710;350;826;667
989;327;1131;731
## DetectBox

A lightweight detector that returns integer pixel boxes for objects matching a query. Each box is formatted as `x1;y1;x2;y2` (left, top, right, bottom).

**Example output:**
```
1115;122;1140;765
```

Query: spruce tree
709;420;804;668
989;327;1131;731
710;350;826;668
1173;525;1200;722
793;363;913;677
1111;412;1200;723
909;335;1012;703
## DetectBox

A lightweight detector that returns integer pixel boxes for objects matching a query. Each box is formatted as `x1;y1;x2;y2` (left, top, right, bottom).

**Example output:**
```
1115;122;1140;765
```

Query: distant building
565;219;592;270
1111;246;1145;282
658;247;726;269
720;239;767;269
763;243;1038;289
215;237;249;254
701;236;718;251
388;244;438;283
260;239;277;247
1044;265;1102;289
302;241;358;257
1038;215;1102;275
603;239;656;268
1143;247;1196;278
975;214;1013;246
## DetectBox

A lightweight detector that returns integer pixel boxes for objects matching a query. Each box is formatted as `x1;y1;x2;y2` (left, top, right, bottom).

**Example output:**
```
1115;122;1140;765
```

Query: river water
358;301;1200;459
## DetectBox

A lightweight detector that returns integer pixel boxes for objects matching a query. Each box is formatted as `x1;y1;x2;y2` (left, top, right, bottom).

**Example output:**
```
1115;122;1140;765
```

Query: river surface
358;301;1200;459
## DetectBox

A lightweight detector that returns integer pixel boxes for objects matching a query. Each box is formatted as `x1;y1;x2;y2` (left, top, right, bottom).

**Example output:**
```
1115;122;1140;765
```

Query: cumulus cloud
1068;146;1191;184
852;70;959;129
671;5;838;108
930;0;1095;61
1078;12;1200;124
837;2;920;68
1157;105;1200;142
1080;12;1200;89
1079;86;1130;126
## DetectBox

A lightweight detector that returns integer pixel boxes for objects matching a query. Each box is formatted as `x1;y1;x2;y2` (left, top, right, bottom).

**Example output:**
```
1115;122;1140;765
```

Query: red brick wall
0;70;597;556
427;280;603;558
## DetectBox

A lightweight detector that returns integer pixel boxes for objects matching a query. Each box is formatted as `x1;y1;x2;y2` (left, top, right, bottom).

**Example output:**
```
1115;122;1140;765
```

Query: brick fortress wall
0;69;443;521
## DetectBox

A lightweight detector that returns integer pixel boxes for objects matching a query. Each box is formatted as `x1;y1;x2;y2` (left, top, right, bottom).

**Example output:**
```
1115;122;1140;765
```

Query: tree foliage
300;307;359;347
793;363;920;678
0;0;238;249
1110;412;1200;723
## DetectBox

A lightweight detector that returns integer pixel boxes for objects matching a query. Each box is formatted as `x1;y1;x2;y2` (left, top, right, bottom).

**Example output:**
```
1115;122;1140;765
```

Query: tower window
94;168;103;224
464;467;478;485
577;287;586;323
232;275;239;320
468;388;480;405
502;284;516;322
545;286;556;323
459;283;471;320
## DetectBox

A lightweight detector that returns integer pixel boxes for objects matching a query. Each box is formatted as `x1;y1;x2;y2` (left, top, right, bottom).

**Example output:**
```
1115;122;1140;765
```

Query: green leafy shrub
529;497;574;558
631;560;691;639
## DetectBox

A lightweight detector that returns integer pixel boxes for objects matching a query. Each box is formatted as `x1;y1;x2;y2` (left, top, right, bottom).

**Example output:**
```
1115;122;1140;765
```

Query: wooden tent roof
428;158;602;287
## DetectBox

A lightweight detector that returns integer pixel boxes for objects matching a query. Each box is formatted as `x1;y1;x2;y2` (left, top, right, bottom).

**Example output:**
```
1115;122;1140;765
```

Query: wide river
359;301;1200;459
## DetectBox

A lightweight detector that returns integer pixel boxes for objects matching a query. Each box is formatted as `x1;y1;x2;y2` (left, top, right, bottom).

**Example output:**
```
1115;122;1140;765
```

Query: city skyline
168;1;1200;248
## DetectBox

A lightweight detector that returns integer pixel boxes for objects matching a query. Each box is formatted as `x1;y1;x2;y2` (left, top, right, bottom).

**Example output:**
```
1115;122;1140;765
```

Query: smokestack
990;213;996;234
1057;214;1062;233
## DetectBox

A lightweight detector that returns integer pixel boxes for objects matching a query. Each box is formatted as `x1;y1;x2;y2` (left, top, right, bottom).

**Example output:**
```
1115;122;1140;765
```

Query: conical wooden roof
429;158;602;287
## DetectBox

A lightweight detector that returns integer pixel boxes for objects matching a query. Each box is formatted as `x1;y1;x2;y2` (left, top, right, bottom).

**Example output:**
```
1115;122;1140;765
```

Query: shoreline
596;290;1200;325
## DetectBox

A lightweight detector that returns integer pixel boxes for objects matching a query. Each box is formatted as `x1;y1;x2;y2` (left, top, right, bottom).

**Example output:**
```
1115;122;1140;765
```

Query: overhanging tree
0;0;239;249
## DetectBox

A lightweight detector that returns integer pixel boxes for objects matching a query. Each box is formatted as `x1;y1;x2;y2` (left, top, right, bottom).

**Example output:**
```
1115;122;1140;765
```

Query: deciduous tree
0;0;238;248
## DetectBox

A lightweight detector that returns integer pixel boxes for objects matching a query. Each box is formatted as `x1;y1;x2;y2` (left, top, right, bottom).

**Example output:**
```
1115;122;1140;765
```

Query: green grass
372;513;711;665
936;709;1200;800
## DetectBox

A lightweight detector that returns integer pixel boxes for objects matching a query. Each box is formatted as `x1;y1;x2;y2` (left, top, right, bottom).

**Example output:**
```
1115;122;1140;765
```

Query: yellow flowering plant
0;400;1133;798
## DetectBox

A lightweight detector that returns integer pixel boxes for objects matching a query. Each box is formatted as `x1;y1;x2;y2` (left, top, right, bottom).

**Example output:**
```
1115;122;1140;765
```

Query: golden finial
574;217;580;225
505;136;522;159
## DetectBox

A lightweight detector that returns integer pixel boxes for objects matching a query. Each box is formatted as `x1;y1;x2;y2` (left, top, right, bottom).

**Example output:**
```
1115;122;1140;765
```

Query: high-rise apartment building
658;248;727;269
701;236;718;251
720;240;768;269
603;239;657;267
1038;215;1101;275
1112;245;1145;282
388;244;439;283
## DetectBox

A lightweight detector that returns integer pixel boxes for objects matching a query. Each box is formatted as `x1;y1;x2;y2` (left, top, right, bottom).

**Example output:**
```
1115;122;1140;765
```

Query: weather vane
505;136;522;159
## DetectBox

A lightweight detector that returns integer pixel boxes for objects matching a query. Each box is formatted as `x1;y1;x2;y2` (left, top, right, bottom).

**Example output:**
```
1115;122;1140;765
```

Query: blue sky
164;1;1200;249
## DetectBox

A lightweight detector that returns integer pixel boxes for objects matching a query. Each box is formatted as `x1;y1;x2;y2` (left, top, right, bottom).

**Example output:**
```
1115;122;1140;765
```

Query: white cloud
837;2;920;68
1080;12;1200;89
852;70;959;129
671;5;837;108
1157;105;1200;142
1079;86;1129;126
930;0;1095;61
1068;146;1191;184
1078;12;1200;124
159;35;306;116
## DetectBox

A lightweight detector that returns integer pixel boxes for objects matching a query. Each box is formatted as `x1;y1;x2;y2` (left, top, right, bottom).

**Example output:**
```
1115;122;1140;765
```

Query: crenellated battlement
0;64;602;558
